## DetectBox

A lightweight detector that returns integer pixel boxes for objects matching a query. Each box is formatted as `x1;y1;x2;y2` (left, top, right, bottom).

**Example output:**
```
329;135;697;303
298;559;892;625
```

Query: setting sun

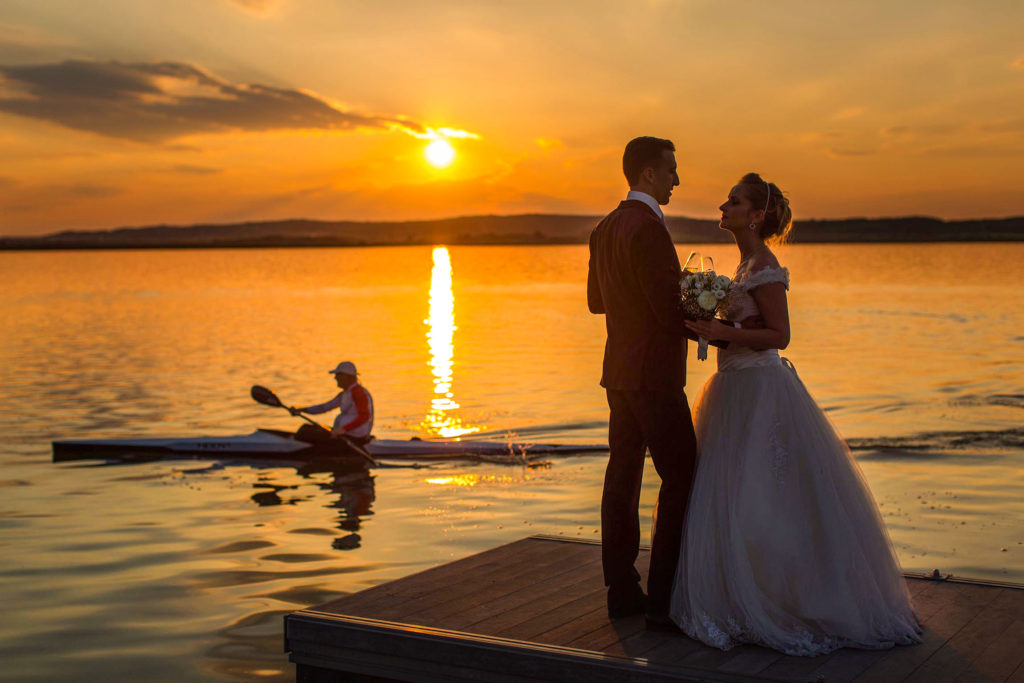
424;139;456;168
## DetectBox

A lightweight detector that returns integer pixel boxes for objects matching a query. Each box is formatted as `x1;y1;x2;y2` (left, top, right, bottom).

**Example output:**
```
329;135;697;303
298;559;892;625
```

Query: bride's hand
686;318;732;341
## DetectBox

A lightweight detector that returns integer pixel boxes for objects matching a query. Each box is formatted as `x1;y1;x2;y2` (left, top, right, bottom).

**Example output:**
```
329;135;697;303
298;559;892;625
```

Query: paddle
250;385;377;466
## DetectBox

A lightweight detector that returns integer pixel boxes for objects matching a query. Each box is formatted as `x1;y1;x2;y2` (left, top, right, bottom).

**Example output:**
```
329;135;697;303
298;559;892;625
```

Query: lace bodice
726;266;790;321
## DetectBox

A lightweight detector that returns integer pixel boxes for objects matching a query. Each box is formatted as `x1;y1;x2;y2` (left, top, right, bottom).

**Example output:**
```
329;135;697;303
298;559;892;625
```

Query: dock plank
286;536;1024;683
641;635;708;668
507;589;606;643
321;537;561;614
905;587;1019;683
952;618;1024;683
310;541;520;614
337;538;590;623
438;554;605;633
715;646;784;676
854;583;1005;683
562;612;646;652
401;543;599;629
756;579;946;683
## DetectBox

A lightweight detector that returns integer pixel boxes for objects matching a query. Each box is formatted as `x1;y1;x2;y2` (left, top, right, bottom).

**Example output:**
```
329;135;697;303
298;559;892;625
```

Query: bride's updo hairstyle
739;173;793;244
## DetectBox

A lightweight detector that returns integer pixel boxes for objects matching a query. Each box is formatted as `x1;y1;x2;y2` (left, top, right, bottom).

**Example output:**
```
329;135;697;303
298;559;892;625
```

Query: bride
670;173;922;656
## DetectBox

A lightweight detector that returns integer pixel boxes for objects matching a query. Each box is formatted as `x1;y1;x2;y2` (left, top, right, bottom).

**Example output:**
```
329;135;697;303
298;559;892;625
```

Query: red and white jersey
303;383;374;438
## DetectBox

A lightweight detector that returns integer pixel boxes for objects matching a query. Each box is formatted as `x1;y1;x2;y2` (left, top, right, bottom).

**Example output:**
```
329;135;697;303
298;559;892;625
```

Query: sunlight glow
425;474;515;487
425;474;479;487
424;139;456;168
422;246;481;438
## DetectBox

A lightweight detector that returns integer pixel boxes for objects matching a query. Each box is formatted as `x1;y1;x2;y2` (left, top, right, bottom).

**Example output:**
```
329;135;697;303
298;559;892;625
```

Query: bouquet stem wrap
697;337;710;361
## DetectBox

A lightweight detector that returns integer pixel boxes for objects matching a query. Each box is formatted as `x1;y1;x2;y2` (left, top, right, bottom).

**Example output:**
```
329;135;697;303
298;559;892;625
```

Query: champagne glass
683;251;702;275
702;255;715;273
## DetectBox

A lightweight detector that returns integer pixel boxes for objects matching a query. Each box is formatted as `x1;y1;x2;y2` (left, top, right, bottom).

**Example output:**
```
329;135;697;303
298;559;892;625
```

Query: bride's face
719;185;758;233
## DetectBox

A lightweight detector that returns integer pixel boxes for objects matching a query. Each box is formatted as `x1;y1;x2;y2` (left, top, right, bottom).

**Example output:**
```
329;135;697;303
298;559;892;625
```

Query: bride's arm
685;283;790;350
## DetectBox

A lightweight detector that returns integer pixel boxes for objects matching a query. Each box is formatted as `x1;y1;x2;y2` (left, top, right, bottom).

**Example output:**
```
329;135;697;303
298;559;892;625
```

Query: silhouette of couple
588;137;921;654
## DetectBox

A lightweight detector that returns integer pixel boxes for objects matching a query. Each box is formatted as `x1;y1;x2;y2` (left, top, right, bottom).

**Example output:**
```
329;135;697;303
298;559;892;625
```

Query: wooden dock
284;535;1024;682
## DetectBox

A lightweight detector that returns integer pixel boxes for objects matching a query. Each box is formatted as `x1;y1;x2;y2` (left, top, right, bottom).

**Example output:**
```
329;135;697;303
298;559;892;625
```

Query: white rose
714;275;731;290
714;288;725;300
697;289;718;311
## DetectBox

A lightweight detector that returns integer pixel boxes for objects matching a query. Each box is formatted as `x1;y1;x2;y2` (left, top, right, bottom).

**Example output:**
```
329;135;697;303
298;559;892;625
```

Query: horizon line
6;211;1024;240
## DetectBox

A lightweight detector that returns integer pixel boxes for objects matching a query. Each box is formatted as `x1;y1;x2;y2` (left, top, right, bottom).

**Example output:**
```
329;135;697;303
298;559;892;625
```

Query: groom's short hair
623;136;675;186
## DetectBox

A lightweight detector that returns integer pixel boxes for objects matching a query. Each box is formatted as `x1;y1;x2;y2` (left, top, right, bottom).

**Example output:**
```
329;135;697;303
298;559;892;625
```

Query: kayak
52;429;608;462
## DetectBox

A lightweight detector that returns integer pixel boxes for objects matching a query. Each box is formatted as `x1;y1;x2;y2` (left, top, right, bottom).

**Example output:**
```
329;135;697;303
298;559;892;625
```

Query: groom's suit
587;198;698;617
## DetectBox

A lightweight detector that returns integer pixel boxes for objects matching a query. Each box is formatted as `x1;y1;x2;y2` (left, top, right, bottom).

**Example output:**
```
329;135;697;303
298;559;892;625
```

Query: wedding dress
669;265;922;656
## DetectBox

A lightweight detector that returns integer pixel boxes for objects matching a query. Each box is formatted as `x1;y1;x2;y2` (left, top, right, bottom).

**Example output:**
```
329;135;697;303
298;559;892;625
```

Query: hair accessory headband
763;180;771;214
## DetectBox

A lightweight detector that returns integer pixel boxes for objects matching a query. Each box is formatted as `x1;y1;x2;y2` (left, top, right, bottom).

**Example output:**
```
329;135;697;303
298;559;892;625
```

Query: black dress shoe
644;613;684;633
607;582;647;619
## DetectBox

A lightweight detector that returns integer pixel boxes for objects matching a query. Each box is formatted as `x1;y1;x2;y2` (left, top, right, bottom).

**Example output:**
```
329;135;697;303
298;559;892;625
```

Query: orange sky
1;0;1022;236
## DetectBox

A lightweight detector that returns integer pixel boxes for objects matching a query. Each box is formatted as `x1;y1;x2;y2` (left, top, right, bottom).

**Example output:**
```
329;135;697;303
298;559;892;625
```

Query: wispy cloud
59;183;123;198
827;146;878;158
0;22;74;49
170;164;221;175
2;182;123;214
224;0;285;16
0;59;476;143
535;137;564;150
403;126;481;141
831;107;865;121
881;123;959;138
977;118;1024;133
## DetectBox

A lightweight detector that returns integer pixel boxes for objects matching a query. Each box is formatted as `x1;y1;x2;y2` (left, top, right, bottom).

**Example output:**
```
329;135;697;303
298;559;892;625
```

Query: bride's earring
749;222;757;231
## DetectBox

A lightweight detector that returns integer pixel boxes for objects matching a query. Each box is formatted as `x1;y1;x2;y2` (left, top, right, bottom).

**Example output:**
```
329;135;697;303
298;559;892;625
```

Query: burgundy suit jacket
587;200;696;391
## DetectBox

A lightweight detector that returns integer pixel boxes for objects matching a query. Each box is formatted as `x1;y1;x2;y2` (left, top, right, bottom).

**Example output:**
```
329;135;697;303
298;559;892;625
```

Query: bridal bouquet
680;269;733;360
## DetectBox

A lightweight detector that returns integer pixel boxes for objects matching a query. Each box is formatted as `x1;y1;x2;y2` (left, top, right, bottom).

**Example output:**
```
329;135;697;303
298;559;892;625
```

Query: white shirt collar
625;190;664;221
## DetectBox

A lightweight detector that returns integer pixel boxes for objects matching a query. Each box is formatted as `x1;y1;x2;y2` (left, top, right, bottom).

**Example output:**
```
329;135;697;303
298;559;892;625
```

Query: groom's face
649;150;679;205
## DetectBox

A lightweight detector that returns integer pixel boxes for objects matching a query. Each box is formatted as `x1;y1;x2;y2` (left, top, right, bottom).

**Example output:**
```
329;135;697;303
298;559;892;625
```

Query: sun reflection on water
422;246;481;438
425;474;516;487
425;474;479;487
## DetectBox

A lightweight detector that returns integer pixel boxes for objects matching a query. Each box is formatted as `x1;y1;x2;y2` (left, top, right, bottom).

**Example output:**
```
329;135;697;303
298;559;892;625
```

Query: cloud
59;183;123;198
977;118;1024;134
917;143;1024;159
170;164;221;175
881;123;959;138
827;147;877;157
2;182;122;214
0;59;476;143
225;0;284;15
201;176;592;225
0;22;74;49
831;107;865;121
800;131;844;143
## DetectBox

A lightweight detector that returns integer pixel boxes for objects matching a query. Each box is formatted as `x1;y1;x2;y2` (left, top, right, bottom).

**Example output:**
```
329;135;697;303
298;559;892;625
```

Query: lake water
1;243;1022;681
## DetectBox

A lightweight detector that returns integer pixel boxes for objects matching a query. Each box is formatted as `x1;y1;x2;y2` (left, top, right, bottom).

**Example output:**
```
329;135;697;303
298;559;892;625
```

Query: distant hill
2;214;1022;250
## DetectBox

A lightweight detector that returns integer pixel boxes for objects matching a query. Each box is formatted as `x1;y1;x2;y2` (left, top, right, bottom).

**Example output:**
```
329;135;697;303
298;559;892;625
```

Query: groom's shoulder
598;200;662;230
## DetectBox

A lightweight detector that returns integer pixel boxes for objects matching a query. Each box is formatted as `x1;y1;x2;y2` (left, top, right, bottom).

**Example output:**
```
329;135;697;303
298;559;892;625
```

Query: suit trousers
602;388;697;616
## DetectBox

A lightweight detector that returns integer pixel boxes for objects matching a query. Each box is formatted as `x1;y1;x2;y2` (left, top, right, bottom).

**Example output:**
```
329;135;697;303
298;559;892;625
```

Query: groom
587;136;706;626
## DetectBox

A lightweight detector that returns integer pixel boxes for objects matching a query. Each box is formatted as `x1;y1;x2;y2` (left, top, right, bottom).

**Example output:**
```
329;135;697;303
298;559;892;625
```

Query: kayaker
292;361;374;444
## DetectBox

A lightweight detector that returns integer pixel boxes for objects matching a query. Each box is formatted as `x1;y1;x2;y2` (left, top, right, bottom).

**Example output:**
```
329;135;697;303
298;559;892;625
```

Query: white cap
328;361;358;376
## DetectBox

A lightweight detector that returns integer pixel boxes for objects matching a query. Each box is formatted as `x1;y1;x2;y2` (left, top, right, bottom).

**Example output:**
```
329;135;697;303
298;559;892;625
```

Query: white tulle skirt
670;349;922;656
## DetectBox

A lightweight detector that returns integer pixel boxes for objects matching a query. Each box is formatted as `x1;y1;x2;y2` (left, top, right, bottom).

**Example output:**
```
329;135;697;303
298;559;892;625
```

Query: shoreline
3;235;1024;251
3;214;1022;250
